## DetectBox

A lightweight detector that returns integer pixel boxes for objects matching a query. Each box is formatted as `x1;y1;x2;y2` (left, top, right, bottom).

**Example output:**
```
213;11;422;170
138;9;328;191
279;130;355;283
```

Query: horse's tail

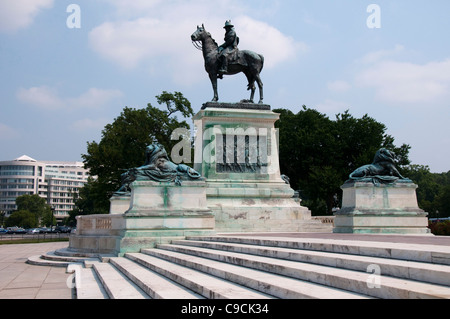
259;54;264;72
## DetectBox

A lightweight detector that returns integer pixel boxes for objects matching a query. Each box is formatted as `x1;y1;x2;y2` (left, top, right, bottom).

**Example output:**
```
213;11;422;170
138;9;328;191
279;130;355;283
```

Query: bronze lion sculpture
347;148;411;185
113;143;202;196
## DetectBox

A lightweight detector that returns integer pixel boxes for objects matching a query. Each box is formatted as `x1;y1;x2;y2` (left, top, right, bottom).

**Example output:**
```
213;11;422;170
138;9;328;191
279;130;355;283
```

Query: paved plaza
0;242;72;299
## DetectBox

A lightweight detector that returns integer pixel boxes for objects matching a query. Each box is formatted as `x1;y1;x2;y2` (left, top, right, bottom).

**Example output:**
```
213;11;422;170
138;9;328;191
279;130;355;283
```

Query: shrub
428;220;450;236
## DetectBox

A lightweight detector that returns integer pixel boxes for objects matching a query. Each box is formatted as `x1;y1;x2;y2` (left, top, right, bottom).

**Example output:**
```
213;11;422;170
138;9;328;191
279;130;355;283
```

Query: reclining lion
347;148;410;184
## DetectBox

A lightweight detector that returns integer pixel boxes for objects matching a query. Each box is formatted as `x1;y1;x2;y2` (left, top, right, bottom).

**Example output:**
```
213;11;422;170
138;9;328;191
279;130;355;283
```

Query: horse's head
191;24;206;42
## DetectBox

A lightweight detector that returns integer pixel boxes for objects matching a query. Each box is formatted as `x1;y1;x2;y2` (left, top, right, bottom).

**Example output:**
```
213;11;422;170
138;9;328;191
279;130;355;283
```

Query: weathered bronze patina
346;148;412;185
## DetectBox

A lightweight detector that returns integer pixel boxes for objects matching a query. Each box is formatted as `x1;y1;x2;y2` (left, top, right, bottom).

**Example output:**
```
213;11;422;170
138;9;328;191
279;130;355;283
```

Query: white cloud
89;18;177;70
354;45;450;105
17;86;123;110
0;0;54;32
315;99;350;115
234;16;308;69
67;88;123;109
103;0;163;17
70;118;109;132
356;58;450;104
16;86;62;110
89;1;306;84
357;44;405;64
0;123;19;140
327;80;351;93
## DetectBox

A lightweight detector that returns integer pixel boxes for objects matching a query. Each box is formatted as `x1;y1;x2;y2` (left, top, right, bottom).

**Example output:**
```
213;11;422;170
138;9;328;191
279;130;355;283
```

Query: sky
0;0;449;173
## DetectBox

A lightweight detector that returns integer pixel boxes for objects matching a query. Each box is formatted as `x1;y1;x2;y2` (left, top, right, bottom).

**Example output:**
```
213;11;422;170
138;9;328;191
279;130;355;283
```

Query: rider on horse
218;20;240;76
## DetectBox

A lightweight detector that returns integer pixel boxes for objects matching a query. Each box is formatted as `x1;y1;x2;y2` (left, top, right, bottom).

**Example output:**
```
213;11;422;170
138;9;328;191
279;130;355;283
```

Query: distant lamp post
51;207;55;230
0;211;5;228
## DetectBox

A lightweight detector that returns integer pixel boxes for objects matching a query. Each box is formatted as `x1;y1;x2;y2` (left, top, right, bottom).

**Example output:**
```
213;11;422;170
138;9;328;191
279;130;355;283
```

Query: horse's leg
249;82;256;103
209;73;218;102
255;73;264;104
244;71;256;103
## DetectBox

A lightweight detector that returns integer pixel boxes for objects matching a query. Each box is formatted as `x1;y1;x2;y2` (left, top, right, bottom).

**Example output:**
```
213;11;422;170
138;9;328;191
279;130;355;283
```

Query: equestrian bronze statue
191;22;265;104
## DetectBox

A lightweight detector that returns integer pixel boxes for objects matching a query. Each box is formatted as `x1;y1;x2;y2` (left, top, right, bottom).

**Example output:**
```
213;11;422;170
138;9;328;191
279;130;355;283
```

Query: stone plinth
193;106;283;181
333;181;431;235
69;214;125;255
121;181;215;253
69;180;215;255
206;181;313;232
202;101;271;111
193;105;314;232
126;181;211;216
109;195;131;215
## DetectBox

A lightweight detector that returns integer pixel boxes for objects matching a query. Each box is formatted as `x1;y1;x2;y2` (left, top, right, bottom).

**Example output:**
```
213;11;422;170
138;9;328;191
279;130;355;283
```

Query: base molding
334;181;431;235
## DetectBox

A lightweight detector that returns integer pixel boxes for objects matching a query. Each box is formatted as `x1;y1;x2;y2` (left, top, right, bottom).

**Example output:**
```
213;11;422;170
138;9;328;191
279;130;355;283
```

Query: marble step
148;244;450;299
27;252;100;268
172;239;450;286
27;255;79;267
66;235;450;299
125;252;275;299
43;251;98;263
108;257;204;299
187;236;450;265
139;248;371;299
91;261;150;299
54;247;106;258
71;266;109;299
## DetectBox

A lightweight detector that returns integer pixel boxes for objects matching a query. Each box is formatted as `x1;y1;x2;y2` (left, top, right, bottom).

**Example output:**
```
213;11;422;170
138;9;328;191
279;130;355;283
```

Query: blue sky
0;0;449;173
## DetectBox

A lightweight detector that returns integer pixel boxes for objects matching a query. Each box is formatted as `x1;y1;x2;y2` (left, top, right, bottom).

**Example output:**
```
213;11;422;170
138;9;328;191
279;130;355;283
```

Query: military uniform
218;21;239;74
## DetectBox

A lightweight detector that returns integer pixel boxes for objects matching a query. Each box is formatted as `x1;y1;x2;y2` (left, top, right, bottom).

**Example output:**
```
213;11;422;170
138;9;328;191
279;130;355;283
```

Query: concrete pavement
0;242;72;299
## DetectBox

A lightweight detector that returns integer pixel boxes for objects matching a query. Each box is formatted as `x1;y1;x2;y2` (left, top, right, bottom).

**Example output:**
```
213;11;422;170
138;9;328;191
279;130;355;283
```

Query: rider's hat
224;20;234;29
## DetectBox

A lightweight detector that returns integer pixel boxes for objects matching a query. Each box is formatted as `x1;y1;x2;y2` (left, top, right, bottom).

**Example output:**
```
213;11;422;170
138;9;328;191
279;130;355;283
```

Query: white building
0;155;90;223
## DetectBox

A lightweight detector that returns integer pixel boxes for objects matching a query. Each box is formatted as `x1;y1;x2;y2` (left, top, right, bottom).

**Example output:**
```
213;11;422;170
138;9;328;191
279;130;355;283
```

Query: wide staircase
30;235;450;299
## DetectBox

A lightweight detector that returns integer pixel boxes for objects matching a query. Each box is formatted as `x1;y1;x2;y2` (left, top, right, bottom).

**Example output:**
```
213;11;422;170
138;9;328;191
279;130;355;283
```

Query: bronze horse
191;24;265;104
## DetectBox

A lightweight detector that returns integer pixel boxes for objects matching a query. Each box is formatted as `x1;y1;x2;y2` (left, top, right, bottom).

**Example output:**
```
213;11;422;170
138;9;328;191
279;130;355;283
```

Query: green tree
15;194;51;222
435;185;450;218
68;177;109;224
76;91;194;215
5;210;37;229
275;106;410;215
404;166;450;218
41;208;57;227
402;165;440;216
14;194;52;226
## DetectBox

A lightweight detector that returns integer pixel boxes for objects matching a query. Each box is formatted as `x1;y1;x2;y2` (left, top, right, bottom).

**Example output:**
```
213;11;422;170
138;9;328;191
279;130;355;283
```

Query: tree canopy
274;106;411;215
5;210;36;229
5;194;55;228
402;165;450;218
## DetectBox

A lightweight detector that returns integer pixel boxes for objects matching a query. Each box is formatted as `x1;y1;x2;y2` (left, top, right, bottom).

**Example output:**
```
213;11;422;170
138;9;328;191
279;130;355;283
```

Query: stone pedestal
69;214;125;255
121;181;215;252
205;181;313;232
192;103;314;232
333;181;431;235
69;180;215;255
109;195;131;215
